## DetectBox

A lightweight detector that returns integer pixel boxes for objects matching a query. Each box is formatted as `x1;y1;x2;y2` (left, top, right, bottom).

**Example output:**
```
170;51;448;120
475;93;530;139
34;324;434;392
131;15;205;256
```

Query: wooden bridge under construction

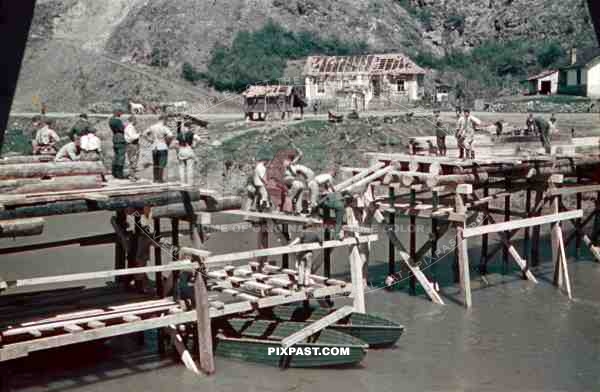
1;148;600;383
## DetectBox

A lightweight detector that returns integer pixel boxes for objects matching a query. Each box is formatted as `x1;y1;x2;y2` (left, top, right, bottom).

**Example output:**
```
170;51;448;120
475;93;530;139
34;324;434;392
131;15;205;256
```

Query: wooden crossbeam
205;235;378;267
334;162;385;191
547;184;600;196
281;306;353;349
2;261;199;289
219;209;323;225
167;325;200;375
462;210;583;238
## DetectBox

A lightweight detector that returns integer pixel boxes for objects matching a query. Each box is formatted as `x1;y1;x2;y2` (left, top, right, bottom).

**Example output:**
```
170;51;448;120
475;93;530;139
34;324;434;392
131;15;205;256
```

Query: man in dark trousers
108;109;127;179
69;113;91;141
533;116;552;154
433;109;447;156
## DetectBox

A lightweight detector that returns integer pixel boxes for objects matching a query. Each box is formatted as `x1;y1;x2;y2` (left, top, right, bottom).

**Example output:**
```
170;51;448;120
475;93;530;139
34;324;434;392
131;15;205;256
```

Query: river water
2;212;600;391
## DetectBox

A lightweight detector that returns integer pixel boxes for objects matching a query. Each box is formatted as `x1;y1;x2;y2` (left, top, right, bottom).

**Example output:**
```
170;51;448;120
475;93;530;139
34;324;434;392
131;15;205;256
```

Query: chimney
570;48;578;65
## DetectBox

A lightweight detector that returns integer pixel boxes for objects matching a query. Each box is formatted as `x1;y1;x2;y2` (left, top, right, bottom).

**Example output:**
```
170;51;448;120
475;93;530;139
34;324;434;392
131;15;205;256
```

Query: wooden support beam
342;165;396;193
373;210;444;305
349;245;366;313
455;192;472;308
0;161;105;180
462;210;583;239
576;190;583;259
503;190;510;275
181;190;215;376
166;325;200;375
114;210;127;282
150;196;242;219
281;306;354;349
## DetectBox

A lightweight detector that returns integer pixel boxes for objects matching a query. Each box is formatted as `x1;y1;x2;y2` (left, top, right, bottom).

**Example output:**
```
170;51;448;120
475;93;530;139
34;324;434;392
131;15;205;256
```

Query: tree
537;42;565;68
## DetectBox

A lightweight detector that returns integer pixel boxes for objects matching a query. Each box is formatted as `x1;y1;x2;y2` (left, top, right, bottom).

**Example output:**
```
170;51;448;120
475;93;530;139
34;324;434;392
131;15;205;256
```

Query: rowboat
215;319;368;368
270;305;404;348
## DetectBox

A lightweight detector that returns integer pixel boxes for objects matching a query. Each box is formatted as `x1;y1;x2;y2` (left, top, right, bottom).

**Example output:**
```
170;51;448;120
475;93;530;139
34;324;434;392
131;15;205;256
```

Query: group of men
33;114;103;163
434;109;560;158
31;110;201;185
246;147;336;216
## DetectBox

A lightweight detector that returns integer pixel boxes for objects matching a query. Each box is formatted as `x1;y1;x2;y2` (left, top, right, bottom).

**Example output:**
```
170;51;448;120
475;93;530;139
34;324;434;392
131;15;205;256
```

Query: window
397;80;406;92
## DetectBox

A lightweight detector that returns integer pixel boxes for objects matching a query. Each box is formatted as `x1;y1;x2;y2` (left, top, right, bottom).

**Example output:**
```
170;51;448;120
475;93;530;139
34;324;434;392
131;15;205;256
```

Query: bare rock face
11;0;596;112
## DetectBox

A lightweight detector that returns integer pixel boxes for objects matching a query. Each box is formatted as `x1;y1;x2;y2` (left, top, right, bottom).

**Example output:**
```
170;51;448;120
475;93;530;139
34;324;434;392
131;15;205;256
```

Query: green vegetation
416;39;569;99
150;48;169;68
2;128;32;155
199;20;368;91
182;62;202;83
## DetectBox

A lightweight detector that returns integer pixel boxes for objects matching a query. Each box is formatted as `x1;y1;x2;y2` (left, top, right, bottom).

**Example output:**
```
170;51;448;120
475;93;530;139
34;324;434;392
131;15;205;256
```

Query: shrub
182;62;202;83
201;20;368;92
150;48;169;68
537;41;566;68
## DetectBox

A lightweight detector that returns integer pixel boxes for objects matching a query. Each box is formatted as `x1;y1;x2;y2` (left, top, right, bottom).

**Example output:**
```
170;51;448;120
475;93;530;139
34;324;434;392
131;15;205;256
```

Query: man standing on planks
108;109;127;179
533;116;552;154
124;115;141;181
288;223;322;287
456;108;481;160
433;109;447;156
145;115;174;183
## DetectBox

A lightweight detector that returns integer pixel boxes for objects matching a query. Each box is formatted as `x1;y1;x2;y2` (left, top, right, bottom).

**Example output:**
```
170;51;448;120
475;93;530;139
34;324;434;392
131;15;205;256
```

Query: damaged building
303;53;426;111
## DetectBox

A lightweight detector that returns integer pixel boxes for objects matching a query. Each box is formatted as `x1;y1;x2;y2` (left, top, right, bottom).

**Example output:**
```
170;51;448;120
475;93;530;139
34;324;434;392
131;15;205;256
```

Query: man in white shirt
124;115;141;181
308;169;336;210
144;115;173;183
80;128;102;161
33;117;60;155
252;158;270;211
456;109;481;160
55;138;81;162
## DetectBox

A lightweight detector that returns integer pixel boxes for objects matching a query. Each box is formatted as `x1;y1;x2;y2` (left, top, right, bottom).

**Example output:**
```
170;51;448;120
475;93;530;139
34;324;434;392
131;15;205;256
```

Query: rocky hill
11;0;596;112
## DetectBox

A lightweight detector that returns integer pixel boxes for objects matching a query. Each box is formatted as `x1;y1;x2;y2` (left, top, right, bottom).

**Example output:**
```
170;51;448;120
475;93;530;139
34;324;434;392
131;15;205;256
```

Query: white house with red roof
303;53;426;110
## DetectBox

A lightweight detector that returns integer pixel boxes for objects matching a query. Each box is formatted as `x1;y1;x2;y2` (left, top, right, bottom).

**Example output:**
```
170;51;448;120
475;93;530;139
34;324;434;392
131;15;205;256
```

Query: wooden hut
242;85;306;121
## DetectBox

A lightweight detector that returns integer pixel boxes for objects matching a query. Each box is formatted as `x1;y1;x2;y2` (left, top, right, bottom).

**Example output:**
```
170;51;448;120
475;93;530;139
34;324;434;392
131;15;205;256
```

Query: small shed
242;85;306;120
435;84;451;103
527;69;559;95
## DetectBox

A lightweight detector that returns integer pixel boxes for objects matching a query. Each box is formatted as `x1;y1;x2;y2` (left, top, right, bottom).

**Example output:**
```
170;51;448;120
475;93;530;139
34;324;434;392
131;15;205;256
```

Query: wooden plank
205;235;378;267
3;261;199;289
0;310;199;361
0;218;45;238
63;324;83;333
548;184;600;197
556;226;572;299
462;210;583;238
281;306;354;349
86;321;105;329
455;192;472;308
179;247;211;258
122;315;141;323
506;245;538;283
219;209;323;225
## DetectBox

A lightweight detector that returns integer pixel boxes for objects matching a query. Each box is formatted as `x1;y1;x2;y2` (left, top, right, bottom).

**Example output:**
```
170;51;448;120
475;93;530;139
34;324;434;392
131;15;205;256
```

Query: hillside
11;0;596;112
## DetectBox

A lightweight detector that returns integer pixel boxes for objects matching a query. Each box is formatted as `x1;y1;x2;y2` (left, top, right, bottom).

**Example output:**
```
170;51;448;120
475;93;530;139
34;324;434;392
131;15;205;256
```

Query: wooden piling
114;210;127;283
523;189;531;265
153;218;163;296
388;212;396;276
479;187;489;275
324;222;332;278
409;189;417;295
281;223;289;269
455;188;472;308
531;190;543;267
576;188;583;259
503;187;510;275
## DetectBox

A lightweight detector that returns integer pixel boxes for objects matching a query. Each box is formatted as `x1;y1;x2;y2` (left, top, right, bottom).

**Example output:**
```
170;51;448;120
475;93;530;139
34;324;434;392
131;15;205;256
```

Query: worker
456;109;481;160
80;127;103;161
124;115;141;181
308;169;336;212
145;115;174;183
289;224;322;287
55;137;81;162
108;109;127;179
433;109;447;156
282;148;312;214
550;113;557;126
69;113;91;141
526;113;535;134
251;152;271;211
533;116;552;154
315;190;354;240
32;117;60;155
176;121;200;185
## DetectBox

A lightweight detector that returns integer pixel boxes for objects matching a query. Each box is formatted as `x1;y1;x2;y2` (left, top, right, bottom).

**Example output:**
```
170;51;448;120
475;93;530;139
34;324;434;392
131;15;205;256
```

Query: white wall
536;72;559;94
587;62;600;98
